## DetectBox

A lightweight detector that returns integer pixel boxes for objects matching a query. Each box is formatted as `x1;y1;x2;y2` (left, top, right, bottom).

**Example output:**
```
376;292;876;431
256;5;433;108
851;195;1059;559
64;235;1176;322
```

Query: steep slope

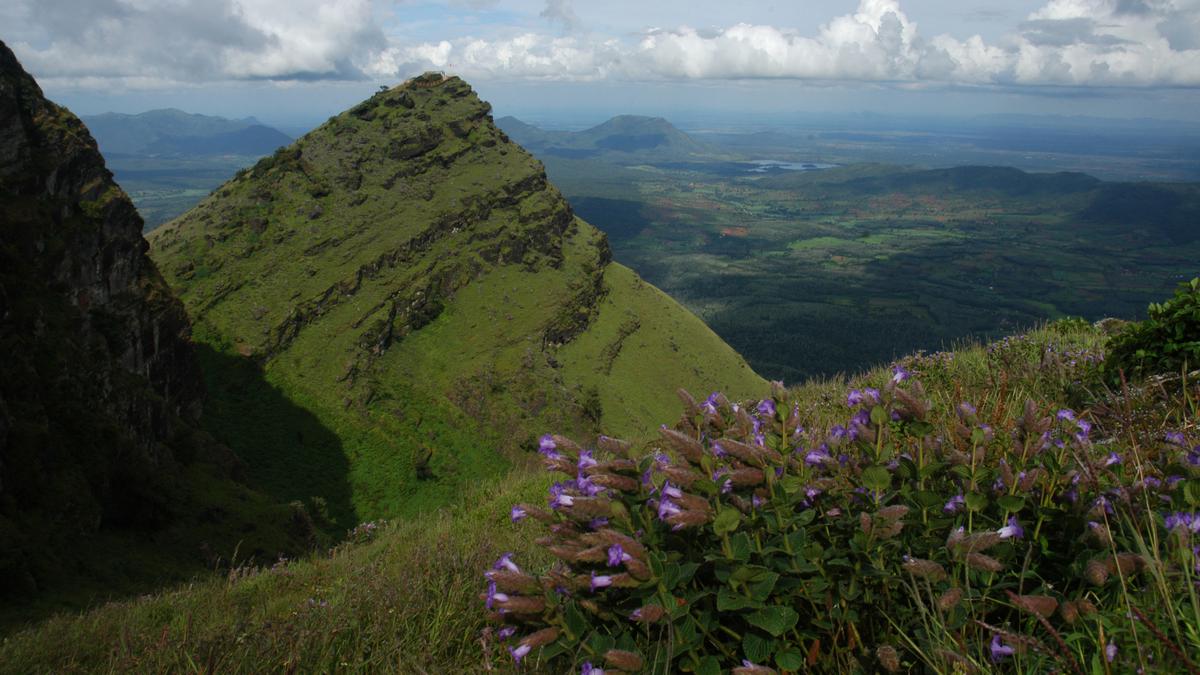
0;41;307;609
149;73;764;522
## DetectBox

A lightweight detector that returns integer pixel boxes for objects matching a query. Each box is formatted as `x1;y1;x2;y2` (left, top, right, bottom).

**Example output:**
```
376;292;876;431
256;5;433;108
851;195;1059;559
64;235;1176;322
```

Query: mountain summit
149;73;763;521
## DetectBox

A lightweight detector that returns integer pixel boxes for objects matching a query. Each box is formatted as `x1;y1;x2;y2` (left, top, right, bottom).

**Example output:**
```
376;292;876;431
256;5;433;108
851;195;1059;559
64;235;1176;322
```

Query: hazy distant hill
149;74;764;524
498;114;711;159
84;109;291;157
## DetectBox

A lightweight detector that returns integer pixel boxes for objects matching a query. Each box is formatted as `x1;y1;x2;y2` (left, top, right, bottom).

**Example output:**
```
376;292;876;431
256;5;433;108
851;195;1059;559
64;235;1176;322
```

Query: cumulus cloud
8;0;385;86
385;0;1200;87
6;0;1200;89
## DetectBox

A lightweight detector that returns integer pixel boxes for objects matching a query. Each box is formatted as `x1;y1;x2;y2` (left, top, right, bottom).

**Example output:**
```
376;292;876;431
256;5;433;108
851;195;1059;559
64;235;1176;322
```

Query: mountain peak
149;73;762;520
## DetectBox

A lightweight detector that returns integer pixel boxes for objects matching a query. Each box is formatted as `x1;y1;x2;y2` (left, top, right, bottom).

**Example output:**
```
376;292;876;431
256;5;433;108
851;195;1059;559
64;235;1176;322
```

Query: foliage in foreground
489;328;1200;673
1107;277;1200;381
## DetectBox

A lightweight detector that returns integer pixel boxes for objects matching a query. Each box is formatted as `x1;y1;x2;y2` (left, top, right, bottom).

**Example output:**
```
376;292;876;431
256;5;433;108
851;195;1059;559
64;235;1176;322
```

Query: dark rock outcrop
0;41;205;594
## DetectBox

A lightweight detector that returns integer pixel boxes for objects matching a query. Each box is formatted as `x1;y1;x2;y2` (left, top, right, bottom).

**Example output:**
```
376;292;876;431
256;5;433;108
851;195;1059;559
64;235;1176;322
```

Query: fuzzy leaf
747;606;799;637
713;508;741;535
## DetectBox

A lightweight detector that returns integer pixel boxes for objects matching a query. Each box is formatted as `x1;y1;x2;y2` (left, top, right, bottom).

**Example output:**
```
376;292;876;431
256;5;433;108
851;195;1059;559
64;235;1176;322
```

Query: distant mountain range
83;108;291;157
496;114;711;159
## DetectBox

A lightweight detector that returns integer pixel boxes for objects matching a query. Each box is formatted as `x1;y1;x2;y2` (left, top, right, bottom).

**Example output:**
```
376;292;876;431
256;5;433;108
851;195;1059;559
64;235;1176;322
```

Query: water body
745;160;837;173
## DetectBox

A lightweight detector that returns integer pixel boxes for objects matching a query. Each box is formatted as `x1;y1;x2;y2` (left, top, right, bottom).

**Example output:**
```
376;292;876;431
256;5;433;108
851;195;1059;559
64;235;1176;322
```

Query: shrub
485;372;1200;673
1107;277;1200;380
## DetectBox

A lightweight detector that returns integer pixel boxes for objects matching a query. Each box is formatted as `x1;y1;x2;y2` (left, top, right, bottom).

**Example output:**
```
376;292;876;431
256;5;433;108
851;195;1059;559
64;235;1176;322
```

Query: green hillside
148;74;764;527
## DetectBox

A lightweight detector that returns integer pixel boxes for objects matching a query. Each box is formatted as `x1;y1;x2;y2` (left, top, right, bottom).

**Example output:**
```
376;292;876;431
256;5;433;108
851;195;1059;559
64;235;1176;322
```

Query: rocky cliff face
0;41;205;592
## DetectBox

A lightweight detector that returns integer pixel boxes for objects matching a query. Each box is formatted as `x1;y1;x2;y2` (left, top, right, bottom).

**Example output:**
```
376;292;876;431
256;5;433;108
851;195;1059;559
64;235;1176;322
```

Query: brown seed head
718;438;768;467
1059;601;1079;624
965;552;1004;573
665;509;711;529
1084;559;1110;586
730;467;765;487
631;604;666;624
937;587;963;612
520;627;560;649
605;649;645;671
876;645;901;673
495;595;545;615
658;427;706;464
877;505;910;521
1105;552;1145;576
596;436;632;456
1012;594;1058;618
588;473;640;493
902;557;948;582
676;492;712;513
564;497;613;519
661;464;704;487
956;532;1002;555
625;558;652;580
487;570;539;594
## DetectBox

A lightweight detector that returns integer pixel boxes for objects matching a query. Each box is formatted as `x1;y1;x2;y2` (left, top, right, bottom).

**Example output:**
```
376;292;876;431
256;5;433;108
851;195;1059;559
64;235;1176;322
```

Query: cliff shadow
195;344;358;531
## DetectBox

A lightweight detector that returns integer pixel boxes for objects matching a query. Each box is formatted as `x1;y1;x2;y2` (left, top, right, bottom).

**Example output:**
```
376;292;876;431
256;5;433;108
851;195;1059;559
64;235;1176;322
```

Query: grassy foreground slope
148;74;764;525
7;319;1183;673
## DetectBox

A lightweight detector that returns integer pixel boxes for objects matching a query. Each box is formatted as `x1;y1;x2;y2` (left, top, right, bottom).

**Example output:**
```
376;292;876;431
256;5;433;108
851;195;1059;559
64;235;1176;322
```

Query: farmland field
545;159;1200;381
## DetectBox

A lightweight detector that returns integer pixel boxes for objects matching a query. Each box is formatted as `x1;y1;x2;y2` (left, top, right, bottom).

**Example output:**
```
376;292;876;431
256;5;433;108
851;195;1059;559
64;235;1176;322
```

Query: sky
4;0;1200;128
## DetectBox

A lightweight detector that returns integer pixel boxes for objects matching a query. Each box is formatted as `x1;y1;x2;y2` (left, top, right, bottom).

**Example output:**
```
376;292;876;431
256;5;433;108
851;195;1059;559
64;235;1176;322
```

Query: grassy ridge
148;76;765;527
7;320;1182;673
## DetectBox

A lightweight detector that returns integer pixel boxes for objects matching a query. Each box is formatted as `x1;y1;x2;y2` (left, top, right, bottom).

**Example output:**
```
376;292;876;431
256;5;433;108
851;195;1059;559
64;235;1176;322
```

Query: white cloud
8;0;385;86
385;0;1200;87
7;0;1200;89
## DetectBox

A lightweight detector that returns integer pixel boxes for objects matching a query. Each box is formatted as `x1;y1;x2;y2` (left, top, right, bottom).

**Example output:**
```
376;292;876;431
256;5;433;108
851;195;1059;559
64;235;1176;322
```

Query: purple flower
578;450;598;471
1106;643;1117;663
497;626;517;640
1166;431;1187;447
757;399;777;419
847;389;865;407
662;482;683;500
539;434;560;459
701;393;720;415
752;494;765;509
607;544;630;567
509;644;531;663
864;387;881;404
957;401;978;419
589;517;609;530
582;662;605;675
1189;448;1200;466
805;447;830;467
892;366;911;384
944;494;966;514
657;498;682;521
829;425;848;442
1165;512;1200;533
998;516;1024;540
589;571;612;592
990;635;1015;663
486;581;508;609
1105;452;1121;467
494;553;520;573
1056;409;1076;422
711;441;727;458
510;505;527;522
550;492;574;509
1075;419;1092;443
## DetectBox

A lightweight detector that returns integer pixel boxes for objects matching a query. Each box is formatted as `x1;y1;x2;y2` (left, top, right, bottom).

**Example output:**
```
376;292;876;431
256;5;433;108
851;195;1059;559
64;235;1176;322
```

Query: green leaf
870;405;889;426
564;602;587;639
862;466;892;491
732;565;774;584
718;587;761;611
776;649;805;670
743;632;774;662
747;606;800;637
965;492;988;512
997;495;1026;513
696;656;722;675
714;508;742;535
729;533;752;561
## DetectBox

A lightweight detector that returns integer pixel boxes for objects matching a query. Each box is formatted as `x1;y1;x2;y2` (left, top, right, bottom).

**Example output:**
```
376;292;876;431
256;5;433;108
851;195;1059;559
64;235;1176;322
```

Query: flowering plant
485;373;1200;673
